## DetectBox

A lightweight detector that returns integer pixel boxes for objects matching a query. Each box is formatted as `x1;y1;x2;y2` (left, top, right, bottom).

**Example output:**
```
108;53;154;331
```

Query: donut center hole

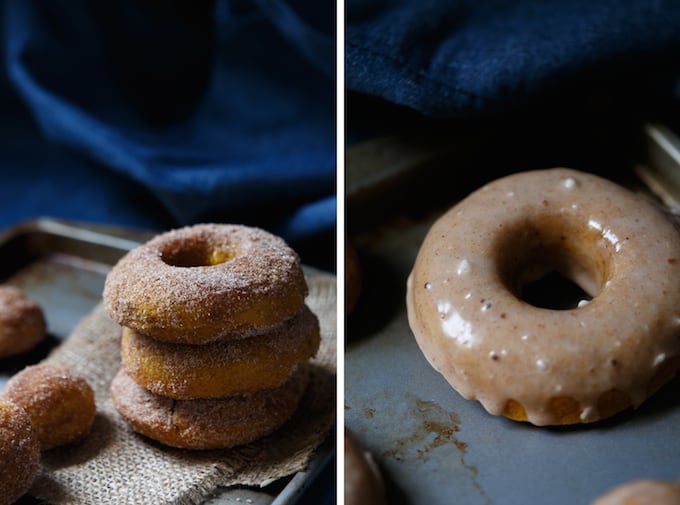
520;271;592;310
160;242;238;267
495;217;612;310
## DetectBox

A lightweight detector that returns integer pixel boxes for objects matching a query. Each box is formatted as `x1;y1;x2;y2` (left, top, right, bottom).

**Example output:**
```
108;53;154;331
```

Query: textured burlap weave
29;269;336;505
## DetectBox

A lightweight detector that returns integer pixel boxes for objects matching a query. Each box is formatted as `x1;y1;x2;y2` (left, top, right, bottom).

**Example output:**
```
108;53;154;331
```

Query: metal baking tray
345;126;680;505
0;218;331;505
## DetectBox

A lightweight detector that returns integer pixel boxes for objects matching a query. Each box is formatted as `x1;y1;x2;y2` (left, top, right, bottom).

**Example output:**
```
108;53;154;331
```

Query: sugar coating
103;224;308;344
407;168;680;426
110;365;309;450
0;401;40;505
2;363;96;449
0;286;46;358
121;305;321;399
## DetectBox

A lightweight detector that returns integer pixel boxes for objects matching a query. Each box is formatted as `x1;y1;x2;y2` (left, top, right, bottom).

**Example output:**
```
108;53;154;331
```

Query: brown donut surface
111;365;308;450
0;401;40;505
591;479;680;505
345;428;387;505
121;306;320;399
103;224;309;344
407;168;680;425
2;363;96;449
0;286;46;358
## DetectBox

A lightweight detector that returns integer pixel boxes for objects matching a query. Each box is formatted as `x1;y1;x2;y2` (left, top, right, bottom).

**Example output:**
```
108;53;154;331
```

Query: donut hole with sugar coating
0;286;46;358
0;401;40;505
1;363;96;450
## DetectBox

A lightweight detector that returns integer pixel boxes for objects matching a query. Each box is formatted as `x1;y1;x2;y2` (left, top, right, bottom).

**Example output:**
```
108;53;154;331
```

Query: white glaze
406;168;680;425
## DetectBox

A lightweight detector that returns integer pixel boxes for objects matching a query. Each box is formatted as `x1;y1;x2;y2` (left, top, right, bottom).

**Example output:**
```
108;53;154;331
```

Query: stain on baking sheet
382;399;492;505
381;400;460;462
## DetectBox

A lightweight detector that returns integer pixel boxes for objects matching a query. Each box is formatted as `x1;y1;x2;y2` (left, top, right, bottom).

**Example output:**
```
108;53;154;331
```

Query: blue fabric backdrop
0;0;336;268
346;0;680;120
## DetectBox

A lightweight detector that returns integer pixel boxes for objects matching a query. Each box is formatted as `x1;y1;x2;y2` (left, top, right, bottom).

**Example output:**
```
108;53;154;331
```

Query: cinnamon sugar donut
121;306;320;399
592;479;680;505
0;286;46;358
2;363;96;449
103;224;308;344
111;365;308;449
0;401;40;505
407;168;680;425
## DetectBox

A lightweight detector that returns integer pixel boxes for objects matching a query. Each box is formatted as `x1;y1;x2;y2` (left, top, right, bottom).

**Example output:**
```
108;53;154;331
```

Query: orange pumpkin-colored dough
121;306;320;399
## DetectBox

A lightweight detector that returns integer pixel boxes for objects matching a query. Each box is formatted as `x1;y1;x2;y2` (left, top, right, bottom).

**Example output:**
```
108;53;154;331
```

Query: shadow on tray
0;333;61;380
346;251;405;344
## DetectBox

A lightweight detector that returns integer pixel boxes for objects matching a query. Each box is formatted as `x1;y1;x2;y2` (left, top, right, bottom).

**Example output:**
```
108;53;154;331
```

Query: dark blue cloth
1;5;335;504
346;0;680;119
0;0;335;266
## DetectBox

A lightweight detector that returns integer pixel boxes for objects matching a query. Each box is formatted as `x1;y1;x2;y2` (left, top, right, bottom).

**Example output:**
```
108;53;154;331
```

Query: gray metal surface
0;219;318;505
346;218;680;505
345;154;680;505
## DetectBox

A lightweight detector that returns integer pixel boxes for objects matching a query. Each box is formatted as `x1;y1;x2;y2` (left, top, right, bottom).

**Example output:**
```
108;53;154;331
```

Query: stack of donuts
103;224;320;449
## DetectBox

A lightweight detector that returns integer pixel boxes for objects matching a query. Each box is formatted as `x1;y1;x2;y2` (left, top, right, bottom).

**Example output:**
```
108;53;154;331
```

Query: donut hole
521;271;592;310
495;217;613;310
160;240;239;267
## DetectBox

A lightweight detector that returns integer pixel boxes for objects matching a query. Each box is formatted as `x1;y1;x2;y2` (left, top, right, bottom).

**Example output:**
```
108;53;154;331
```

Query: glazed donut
2;363;96;449
0;286;46;358
103;224;308;344
344;428;387;505
0;401;40;505
407;168;680;425
121;305;320;399
591;479;680;505
111;365;308;449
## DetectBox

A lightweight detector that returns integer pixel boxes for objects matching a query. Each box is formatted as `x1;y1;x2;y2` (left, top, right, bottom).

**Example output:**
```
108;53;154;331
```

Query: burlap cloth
29;269;336;505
